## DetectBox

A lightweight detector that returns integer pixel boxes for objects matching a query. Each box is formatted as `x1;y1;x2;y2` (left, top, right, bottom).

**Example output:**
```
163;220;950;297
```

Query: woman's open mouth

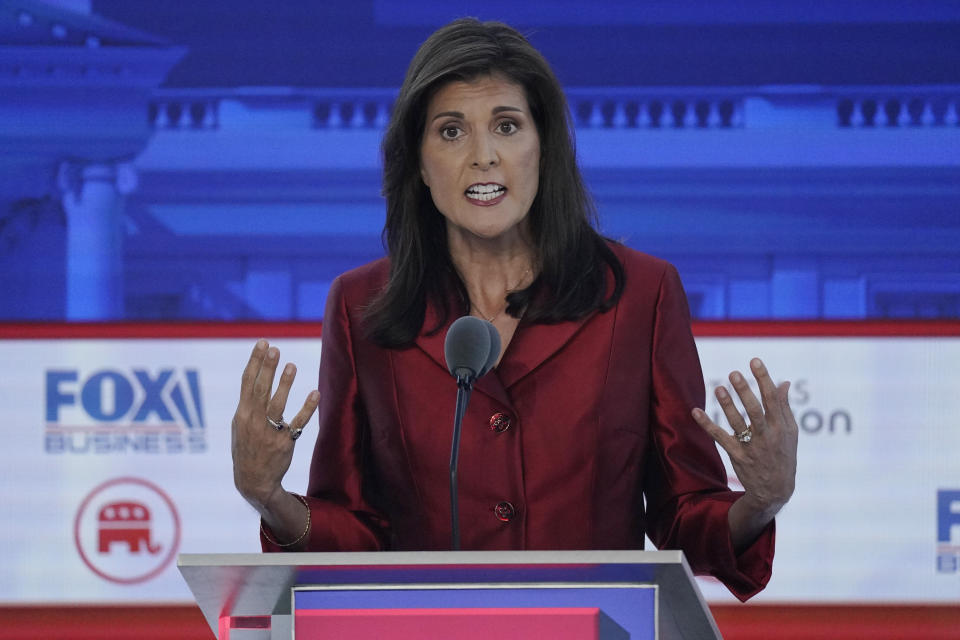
465;183;507;204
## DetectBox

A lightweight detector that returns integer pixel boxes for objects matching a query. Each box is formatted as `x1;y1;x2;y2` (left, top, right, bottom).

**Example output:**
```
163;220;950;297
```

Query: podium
178;550;722;640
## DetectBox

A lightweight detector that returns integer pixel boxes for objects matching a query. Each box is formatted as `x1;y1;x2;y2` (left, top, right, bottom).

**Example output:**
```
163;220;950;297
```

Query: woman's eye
440;126;461;140
497;121;518;134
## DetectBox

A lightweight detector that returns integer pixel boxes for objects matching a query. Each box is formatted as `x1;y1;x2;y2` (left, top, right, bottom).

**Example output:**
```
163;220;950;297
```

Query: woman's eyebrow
430;105;524;122
431;110;464;122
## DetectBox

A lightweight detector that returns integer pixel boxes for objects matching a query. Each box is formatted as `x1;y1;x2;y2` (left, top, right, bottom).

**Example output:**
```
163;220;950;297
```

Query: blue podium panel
294;585;654;640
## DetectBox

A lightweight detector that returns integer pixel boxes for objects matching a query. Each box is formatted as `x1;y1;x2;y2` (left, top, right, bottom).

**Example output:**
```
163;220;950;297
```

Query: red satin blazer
263;244;774;600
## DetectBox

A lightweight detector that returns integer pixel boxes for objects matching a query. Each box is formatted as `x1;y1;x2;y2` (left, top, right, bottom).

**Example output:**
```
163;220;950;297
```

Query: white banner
0;337;321;603
0;333;958;604
695;337;960;603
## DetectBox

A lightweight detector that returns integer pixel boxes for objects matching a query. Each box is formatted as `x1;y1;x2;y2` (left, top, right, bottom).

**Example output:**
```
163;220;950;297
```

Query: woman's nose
470;134;499;168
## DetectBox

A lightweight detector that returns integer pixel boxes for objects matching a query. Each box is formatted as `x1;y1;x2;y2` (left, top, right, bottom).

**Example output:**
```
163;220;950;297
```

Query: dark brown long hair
364;18;624;347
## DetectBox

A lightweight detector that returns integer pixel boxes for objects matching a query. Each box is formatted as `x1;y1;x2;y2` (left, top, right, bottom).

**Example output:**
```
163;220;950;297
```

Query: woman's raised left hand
692;358;799;519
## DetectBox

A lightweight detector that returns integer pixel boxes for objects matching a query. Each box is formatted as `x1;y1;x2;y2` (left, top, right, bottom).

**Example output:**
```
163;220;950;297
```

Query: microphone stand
449;371;473;551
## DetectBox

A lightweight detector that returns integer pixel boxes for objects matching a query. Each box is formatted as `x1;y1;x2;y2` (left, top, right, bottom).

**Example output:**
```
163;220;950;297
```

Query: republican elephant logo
97;500;161;554
75;477;180;584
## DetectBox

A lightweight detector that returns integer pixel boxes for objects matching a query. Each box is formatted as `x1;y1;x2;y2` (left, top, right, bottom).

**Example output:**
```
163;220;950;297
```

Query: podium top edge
178;549;687;568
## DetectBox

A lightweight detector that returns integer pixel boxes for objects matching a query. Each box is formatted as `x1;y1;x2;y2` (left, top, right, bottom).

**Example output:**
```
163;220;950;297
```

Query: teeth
469;184;503;194
466;184;506;201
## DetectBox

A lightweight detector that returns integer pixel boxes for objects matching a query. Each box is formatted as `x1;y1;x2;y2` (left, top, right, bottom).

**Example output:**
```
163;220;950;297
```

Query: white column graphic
58;162;137;320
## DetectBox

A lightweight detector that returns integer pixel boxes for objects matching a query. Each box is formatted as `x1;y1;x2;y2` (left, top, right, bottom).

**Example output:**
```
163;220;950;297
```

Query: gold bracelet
260;493;310;548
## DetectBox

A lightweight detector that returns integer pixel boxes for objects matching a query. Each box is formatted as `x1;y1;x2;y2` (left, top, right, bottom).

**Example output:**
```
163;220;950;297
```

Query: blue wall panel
2;1;959;321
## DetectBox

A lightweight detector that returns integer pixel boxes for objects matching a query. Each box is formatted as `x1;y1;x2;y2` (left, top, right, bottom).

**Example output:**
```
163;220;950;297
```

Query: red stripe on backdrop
710;604;960;640
0;322;325;339
1;320;959;339
1;604;959;639
691;319;960;337
0;605;211;640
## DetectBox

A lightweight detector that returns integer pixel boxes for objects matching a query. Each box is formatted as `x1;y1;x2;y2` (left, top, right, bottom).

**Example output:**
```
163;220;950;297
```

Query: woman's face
420;74;540;246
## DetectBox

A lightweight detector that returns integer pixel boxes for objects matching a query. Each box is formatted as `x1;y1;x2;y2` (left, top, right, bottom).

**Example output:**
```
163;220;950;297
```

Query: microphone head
444;316;497;382
478;319;501;377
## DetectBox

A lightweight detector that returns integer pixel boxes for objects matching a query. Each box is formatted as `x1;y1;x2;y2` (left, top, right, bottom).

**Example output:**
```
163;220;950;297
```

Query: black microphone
443;316;501;550
444;315;499;386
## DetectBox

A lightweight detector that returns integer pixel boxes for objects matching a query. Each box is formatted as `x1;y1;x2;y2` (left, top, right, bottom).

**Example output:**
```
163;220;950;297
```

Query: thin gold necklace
470;268;531;323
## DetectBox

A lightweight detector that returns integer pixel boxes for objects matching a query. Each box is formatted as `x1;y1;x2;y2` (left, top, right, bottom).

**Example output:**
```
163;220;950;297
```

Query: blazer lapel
412;292;594;401
496;313;594;389
413;297;514;409
412;296;450;375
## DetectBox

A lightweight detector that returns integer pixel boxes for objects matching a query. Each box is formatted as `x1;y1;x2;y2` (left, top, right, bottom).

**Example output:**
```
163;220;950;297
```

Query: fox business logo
45;368;206;454
937;489;960;574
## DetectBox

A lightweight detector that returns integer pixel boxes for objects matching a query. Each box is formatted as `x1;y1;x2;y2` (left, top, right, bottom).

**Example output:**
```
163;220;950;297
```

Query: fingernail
256;338;267;349
284;363;295;376
751;358;763;370
308;390;319;403
716;387;728;399
267;347;279;360
730;372;742;384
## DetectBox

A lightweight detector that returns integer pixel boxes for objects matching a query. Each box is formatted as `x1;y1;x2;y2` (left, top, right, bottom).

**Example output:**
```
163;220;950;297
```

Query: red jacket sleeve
642;263;775;601
261;274;389;552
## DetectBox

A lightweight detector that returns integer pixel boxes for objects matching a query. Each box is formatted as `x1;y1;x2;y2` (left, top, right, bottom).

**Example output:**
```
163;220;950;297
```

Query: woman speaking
231;18;798;601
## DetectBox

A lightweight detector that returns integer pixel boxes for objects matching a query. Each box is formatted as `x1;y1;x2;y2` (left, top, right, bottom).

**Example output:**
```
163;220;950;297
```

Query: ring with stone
736;426;753;444
266;415;287;431
288;426;303;440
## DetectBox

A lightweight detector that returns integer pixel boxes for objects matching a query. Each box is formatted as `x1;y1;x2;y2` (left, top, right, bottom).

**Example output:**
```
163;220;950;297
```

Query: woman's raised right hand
231;339;320;514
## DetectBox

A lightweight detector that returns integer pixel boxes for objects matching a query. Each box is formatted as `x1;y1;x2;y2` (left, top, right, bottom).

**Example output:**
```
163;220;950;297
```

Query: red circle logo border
73;476;182;585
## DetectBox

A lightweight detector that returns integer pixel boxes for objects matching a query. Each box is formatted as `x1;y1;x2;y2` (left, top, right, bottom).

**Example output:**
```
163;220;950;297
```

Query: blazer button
494;501;516;522
489;412;512;433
